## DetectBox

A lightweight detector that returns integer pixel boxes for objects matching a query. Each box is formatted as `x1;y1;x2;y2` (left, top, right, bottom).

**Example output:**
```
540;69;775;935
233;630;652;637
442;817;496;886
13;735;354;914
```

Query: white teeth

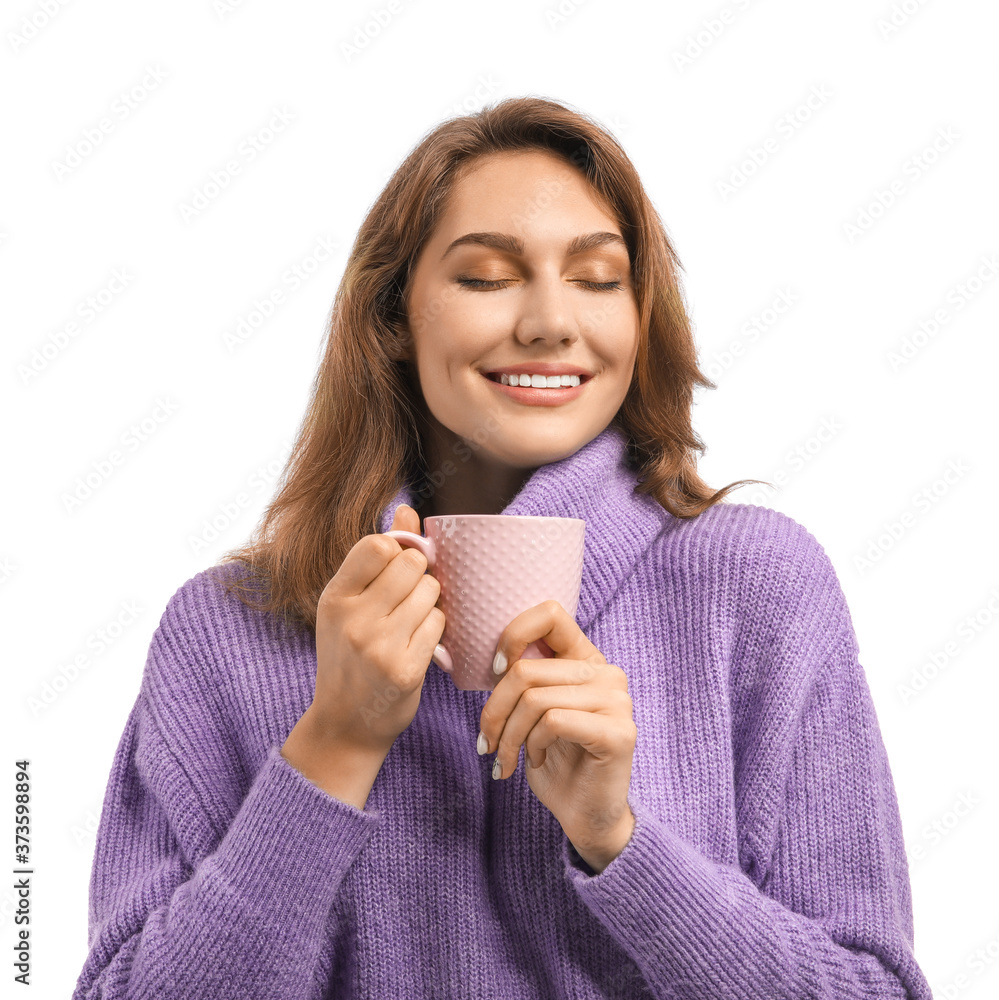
497;373;582;387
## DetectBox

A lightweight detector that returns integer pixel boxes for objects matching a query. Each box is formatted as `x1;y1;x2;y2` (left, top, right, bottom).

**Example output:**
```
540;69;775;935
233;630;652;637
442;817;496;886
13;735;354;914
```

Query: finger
395;503;422;535
481;657;622;753
327;535;399;598
531;706;636;774
326;504;419;598
394;571;443;644
493;684;633;778
481;657;626;748
363;544;433;617
491;599;599;677
409;595;446;656
480;659;592;749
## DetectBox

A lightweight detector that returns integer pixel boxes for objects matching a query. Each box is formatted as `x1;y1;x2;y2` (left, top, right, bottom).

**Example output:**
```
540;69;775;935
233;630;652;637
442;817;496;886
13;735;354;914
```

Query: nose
512;270;581;347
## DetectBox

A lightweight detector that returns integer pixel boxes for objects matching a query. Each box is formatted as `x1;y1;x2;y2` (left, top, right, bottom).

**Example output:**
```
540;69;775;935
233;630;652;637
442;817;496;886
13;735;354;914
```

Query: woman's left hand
479;600;638;871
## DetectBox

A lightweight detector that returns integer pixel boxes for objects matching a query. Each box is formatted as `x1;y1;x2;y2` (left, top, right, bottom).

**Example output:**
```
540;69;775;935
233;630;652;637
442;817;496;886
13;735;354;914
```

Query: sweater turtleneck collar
378;424;670;632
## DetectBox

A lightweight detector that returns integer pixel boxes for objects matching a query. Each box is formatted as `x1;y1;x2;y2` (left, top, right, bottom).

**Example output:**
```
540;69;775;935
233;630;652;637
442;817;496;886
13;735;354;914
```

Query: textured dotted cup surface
388;515;585;691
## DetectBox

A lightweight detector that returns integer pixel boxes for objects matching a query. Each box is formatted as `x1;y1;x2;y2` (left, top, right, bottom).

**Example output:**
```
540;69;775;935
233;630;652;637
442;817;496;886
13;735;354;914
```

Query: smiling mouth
483;373;593;385
478;370;592;407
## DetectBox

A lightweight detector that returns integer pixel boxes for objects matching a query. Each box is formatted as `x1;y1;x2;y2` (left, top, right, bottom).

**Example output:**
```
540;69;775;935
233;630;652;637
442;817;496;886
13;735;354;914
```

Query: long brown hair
215;96;767;632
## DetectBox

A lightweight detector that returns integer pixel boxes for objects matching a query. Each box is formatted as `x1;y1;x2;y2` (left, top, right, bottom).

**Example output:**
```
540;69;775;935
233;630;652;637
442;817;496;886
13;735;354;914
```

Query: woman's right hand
309;503;445;756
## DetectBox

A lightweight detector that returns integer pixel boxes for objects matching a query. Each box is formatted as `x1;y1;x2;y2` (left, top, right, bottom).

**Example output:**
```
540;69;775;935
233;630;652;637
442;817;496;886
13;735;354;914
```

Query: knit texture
72;425;932;999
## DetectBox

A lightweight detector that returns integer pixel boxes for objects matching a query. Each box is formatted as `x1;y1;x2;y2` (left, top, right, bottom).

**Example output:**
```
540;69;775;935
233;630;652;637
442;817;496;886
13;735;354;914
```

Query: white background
3;0;997;996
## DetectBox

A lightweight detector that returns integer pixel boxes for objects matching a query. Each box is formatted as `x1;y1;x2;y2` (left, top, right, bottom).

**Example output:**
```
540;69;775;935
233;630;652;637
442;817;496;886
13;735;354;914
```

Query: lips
480;370;590;407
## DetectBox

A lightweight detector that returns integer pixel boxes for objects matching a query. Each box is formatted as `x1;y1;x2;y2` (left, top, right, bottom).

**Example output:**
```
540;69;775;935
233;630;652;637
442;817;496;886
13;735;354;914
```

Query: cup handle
383;529;453;674
384;529;435;568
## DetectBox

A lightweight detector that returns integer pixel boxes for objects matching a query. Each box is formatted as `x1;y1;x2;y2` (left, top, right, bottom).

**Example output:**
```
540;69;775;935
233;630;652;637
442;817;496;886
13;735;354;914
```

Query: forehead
438;150;621;236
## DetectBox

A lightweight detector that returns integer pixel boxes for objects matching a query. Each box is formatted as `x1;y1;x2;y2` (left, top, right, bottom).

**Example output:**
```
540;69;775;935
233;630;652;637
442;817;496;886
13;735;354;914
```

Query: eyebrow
440;230;628;261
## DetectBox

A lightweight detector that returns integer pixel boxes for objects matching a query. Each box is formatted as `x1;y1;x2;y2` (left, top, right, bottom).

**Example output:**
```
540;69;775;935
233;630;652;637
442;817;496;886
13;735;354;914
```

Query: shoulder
145;561;287;692
154;561;251;644
660;500;834;578
658;501;854;648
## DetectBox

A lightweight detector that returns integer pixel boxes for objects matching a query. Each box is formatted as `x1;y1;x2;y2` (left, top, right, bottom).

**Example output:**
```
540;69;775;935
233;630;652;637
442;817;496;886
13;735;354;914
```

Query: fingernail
492;758;502;780
477;731;489;755
492;650;507;675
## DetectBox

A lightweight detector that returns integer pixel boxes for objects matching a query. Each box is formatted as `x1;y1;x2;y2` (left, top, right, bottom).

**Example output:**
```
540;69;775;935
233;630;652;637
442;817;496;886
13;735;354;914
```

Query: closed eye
456;277;623;291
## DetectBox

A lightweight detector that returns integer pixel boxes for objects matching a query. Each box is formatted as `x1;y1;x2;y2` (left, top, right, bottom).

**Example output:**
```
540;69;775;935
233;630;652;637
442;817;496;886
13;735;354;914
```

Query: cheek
448;287;511;329
602;323;639;369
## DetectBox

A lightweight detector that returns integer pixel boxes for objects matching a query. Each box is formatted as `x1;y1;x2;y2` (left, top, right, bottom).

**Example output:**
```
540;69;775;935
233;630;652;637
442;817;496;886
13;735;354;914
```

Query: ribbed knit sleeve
559;512;933;999
72;576;381;999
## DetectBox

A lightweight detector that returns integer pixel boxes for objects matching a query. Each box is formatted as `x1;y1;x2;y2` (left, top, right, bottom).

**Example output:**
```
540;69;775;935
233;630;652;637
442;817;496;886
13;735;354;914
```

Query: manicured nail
492;649;507;675
477;731;489;755
492;758;502;780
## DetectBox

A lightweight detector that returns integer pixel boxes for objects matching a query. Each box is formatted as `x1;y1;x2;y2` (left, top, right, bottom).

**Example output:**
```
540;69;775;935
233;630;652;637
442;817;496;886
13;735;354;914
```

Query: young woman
73;97;932;999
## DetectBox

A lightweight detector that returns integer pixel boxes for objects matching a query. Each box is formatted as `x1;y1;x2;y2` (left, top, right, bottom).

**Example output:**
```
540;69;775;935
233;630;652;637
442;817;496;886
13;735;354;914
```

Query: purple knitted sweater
73;426;932;999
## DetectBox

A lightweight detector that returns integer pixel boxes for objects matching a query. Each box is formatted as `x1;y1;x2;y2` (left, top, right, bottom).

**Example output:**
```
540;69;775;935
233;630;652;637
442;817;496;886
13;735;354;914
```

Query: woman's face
401;148;640;473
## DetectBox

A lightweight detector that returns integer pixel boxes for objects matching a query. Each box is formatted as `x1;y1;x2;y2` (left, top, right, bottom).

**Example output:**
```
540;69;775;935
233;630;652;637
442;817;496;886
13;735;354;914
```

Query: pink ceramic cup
385;514;585;691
